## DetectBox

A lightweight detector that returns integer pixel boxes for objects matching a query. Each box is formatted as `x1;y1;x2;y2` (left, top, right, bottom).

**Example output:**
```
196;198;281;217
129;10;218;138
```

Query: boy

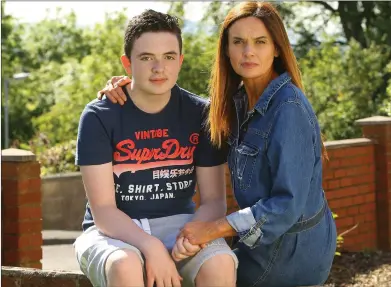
74;9;237;287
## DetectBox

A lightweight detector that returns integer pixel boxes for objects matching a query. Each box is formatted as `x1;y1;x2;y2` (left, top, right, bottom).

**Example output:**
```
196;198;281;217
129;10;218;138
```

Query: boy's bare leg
195;254;236;287
105;249;144;287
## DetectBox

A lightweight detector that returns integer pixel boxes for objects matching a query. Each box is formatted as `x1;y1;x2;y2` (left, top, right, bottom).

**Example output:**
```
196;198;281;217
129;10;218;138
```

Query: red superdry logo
112;137;197;177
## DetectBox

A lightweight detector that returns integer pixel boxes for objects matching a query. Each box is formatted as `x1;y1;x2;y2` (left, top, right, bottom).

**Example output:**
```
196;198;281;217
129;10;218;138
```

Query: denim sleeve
227;102;315;248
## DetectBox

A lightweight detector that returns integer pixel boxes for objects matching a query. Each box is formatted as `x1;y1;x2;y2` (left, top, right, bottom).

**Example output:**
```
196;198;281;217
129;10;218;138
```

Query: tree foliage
2;1;391;174
301;39;390;140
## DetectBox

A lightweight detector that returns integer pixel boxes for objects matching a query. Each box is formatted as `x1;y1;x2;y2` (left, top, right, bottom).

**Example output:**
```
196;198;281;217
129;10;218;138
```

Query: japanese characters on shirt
112;128;199;202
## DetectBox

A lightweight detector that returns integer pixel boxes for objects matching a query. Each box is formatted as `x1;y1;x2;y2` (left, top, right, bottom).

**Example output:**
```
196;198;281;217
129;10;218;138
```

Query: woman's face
227;16;278;79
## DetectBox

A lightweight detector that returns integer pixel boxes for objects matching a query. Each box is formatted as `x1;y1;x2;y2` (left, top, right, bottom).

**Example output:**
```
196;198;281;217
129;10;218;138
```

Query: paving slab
42;244;81;271
42;230;81;245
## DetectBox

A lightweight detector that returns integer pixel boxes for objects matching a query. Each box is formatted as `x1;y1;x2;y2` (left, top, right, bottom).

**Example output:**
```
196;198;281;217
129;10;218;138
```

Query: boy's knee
105;249;143;283
198;253;236;280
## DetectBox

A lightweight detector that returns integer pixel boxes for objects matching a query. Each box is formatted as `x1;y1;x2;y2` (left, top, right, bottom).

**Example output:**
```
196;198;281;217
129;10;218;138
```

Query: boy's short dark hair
124;9;182;58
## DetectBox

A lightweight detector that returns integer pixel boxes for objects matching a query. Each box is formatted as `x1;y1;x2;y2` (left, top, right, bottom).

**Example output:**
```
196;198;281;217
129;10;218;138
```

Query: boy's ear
179;54;184;66
120;54;132;75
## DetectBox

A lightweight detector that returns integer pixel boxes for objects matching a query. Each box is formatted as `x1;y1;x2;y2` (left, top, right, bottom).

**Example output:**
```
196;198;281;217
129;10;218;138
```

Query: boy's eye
140;57;152;61
165;55;175;60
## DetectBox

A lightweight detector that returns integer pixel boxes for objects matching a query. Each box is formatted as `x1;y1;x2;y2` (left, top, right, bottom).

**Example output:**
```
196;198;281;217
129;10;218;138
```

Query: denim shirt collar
229;72;292;141
253;72;291;115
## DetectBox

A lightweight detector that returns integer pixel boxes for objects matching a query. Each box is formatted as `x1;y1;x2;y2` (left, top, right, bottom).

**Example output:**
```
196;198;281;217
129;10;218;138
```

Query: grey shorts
73;214;238;287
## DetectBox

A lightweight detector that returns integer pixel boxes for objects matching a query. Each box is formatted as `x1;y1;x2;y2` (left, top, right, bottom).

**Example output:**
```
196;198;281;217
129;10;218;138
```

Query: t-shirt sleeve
194;106;228;167
75;105;113;166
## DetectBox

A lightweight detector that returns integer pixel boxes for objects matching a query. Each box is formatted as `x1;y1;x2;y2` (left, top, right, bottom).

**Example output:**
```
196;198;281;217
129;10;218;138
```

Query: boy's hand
171;236;201;262
142;237;183;287
97;76;131;105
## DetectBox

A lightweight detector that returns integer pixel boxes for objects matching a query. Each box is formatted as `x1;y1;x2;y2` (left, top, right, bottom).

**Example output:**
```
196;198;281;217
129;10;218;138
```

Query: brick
364;193;376;203
336;217;354;228
356;232;377;244
340;187;360;197
352;175;374;185
1;178;41;195
335;146;371;158
364;212;376;222
332;148;350;158
328;187;361;200
339;158;353;168
346;165;373;177
3;192;41;207
331;208;348;218
325;191;342;200
351;146;372;156
328;159;340;169
323;169;334;180
340;235;356;246
3;206;42;221
359;221;377;233
3;220;42;234
334;169;347;178
328;179;340;190
3;249;42;264
355;214;369;224
340;177;353;187
3;233;42;249
352;195;366;205
358;203;376;214
347;206;359;216
2;162;41;180
329;197;353;209
339;156;373;168
359;183;375;194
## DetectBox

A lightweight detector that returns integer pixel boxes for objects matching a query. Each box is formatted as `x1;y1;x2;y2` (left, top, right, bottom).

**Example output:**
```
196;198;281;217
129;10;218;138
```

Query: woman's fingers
182;238;201;253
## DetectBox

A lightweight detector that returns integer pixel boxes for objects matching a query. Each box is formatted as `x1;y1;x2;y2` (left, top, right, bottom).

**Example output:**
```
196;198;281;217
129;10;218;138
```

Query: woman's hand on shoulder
97;76;131;105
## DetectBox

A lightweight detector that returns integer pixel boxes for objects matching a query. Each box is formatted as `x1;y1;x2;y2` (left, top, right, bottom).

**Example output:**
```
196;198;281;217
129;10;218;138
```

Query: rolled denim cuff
226;207;263;248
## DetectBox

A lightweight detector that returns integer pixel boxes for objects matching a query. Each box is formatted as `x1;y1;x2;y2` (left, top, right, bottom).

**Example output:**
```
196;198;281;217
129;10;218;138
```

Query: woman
99;2;337;286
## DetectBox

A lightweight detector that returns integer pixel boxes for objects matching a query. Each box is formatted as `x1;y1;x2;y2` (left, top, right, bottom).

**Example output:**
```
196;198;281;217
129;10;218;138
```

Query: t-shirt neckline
122;84;179;118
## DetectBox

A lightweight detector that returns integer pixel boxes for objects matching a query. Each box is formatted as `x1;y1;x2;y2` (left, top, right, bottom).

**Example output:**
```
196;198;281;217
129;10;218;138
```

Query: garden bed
325;251;391;287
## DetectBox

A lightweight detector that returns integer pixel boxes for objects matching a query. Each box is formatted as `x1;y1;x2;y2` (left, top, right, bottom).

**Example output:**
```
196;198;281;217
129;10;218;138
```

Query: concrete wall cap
1;148;36;162
356;116;391;126
325;138;374;149
42;172;81;181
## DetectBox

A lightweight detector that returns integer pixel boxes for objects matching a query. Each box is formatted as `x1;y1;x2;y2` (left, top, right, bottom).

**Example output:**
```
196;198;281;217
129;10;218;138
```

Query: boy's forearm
94;206;161;253
191;199;227;222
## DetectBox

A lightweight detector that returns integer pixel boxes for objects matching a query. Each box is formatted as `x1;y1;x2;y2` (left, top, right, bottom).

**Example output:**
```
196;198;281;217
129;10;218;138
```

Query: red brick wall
1;150;43;268
358;119;391;250
323;140;377;251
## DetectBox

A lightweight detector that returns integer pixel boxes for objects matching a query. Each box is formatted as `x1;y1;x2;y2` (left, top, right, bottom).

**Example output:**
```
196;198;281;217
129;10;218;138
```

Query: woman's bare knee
105;249;144;287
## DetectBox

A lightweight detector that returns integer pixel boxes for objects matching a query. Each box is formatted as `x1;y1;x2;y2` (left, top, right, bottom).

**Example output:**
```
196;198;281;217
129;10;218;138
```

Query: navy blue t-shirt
76;84;226;231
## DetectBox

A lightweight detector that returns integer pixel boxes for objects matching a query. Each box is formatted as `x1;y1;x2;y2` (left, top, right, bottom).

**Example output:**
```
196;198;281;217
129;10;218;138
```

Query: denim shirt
226;72;325;249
